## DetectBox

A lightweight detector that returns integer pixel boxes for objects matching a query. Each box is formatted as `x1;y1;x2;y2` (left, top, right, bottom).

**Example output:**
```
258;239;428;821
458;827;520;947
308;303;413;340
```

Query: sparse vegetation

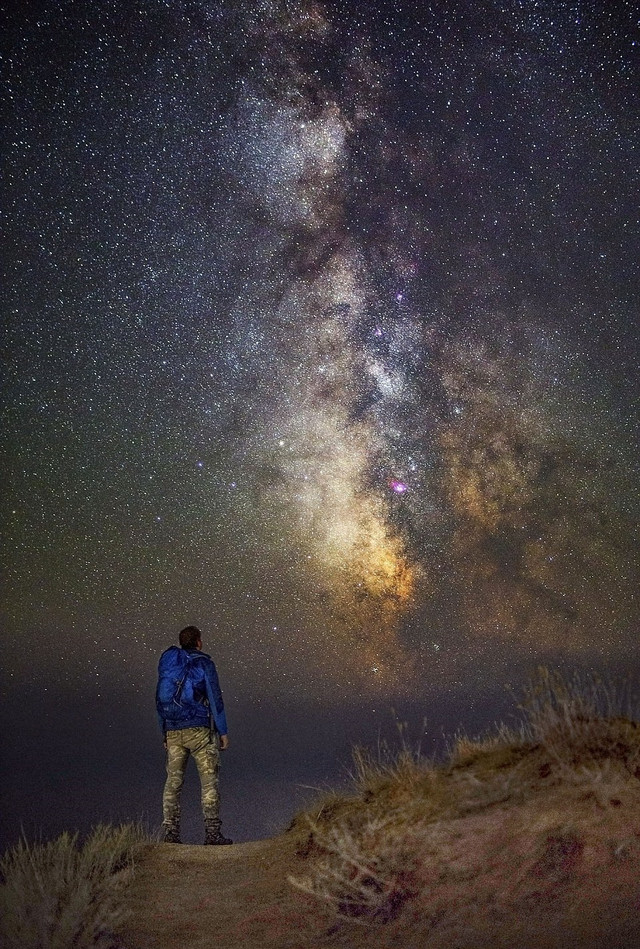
0;823;150;949
290;813;424;923
289;667;640;927
519;666;640;776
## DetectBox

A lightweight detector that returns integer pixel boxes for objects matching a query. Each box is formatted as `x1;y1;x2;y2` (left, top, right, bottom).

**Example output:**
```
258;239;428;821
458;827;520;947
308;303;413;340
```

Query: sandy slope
120;782;640;949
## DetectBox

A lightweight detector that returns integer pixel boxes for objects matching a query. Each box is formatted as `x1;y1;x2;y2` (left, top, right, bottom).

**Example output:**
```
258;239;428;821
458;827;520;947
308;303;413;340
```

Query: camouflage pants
162;727;220;823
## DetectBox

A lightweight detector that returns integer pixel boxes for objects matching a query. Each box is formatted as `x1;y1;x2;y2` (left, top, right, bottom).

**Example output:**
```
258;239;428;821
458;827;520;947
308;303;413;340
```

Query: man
156;625;232;845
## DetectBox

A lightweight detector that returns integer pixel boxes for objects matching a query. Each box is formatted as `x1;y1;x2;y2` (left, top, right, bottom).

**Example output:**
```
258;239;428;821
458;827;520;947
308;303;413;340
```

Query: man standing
156;625;232;845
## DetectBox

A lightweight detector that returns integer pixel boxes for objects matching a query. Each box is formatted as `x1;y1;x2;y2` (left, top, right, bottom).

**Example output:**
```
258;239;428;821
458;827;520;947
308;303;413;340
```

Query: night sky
2;0;638;847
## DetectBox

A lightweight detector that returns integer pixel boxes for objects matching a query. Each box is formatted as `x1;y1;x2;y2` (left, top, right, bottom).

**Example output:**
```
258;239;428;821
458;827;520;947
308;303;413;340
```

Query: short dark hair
179;626;202;649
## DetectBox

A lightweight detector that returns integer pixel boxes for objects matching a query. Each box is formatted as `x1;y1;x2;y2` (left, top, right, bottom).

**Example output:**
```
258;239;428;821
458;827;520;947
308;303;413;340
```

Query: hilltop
121;770;640;948
120;671;640;949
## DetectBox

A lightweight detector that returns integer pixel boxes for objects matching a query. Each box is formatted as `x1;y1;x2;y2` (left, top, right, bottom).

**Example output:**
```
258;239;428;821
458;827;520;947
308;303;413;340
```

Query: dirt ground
119;835;333;949
120;794;640;949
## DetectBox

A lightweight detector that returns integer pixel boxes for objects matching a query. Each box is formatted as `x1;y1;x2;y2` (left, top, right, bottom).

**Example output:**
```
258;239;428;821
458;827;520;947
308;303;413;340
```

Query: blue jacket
156;647;228;736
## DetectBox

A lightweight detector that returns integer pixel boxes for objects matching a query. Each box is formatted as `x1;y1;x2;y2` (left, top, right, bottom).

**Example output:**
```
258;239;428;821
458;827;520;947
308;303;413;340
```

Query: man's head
179;625;202;650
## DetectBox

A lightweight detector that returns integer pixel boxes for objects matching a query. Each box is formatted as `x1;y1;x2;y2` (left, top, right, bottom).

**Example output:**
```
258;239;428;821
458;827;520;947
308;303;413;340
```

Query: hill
120;670;640;949
121;771;640;948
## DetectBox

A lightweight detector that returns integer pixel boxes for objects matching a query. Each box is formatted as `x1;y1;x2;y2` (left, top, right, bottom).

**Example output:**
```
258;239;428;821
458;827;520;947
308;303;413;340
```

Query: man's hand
220;734;229;751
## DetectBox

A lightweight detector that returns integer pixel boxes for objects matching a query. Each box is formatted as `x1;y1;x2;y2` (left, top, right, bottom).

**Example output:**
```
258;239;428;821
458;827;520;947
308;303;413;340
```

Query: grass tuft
348;726;430;800
0;822;150;949
447;721;529;767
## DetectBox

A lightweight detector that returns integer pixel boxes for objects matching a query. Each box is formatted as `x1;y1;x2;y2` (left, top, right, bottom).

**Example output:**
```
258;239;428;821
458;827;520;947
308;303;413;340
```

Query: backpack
156;646;207;711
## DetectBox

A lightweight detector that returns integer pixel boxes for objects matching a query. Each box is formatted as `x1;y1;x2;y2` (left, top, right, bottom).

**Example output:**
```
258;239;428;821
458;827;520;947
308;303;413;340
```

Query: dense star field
2;0;638;844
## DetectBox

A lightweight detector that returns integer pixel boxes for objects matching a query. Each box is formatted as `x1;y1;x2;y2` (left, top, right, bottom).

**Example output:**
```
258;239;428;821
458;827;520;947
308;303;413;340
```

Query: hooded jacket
156;646;228;736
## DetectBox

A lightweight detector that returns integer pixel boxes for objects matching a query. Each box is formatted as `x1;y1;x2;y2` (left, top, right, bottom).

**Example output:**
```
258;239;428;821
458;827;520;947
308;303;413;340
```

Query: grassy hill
3;669;640;948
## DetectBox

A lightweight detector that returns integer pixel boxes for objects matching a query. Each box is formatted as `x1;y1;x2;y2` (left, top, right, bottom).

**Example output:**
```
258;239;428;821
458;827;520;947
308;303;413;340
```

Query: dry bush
520;667;640;776
447;766;526;816
448;722;530;766
290;814;425;923
0;823;150;949
449;668;640;783
348;731;432;803
289;735;435;923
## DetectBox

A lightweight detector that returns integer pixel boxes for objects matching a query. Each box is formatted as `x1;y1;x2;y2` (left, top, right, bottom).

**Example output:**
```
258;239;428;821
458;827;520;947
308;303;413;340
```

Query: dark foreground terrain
122;746;640;949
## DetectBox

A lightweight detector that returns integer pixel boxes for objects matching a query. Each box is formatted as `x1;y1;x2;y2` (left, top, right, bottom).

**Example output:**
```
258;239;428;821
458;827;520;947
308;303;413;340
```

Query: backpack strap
173;652;197;706
173;652;208;708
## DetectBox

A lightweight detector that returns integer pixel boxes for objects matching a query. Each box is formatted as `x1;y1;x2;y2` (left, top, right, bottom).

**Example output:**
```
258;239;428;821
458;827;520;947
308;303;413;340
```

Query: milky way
3;0;638;706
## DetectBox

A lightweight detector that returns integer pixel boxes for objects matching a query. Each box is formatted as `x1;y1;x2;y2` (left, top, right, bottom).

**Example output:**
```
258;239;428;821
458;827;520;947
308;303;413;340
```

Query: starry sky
2;0;638;846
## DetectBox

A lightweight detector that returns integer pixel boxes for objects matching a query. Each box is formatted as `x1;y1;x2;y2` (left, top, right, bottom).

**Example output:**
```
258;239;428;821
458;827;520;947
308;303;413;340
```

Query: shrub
290;814;422;923
448;721;530;767
0;823;149;949
348;729;429;798
519;667;640;775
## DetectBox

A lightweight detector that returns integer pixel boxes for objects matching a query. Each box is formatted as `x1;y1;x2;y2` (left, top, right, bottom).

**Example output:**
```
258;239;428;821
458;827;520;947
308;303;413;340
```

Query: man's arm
203;659;229;744
155;682;167;742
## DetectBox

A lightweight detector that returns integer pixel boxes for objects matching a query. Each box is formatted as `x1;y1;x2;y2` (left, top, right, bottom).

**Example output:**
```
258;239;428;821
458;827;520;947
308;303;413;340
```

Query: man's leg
190;731;231;845
162;731;189;843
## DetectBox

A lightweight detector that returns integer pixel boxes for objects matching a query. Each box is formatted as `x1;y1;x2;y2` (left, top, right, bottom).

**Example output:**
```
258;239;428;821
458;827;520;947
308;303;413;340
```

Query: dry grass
289;667;640;927
290;814;426;924
0;823;150;949
519;666;640;776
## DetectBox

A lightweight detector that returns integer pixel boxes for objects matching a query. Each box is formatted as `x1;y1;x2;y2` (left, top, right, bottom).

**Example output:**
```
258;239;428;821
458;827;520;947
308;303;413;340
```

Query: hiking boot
162;821;181;844
204;819;232;846
204;830;233;845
